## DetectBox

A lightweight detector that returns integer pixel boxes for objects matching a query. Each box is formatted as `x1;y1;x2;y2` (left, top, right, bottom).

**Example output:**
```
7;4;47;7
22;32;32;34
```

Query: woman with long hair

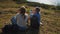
11;7;28;31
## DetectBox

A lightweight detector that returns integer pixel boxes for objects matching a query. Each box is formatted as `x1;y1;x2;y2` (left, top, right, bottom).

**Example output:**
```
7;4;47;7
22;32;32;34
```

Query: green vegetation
56;6;60;10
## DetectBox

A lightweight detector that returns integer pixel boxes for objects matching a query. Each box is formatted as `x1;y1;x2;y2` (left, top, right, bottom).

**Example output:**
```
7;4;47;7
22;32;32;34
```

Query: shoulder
12;13;19;19
25;13;29;17
25;13;29;19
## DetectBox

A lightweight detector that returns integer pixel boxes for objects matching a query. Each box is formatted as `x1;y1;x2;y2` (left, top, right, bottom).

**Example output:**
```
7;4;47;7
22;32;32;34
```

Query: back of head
35;7;40;13
19;7;26;15
19;7;26;19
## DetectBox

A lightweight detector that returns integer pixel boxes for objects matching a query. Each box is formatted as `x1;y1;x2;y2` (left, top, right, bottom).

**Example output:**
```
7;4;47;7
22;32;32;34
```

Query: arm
26;15;31;27
11;16;17;25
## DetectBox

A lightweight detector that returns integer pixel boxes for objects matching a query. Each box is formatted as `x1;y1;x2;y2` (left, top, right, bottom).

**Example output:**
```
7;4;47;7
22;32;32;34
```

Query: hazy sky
27;0;60;6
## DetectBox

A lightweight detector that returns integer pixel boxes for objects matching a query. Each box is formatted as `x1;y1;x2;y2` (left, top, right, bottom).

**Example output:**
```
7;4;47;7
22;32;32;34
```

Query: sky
27;0;60;6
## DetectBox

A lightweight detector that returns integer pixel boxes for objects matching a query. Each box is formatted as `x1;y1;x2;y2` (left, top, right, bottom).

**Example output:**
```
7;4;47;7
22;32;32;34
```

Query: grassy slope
0;1;60;34
40;8;60;34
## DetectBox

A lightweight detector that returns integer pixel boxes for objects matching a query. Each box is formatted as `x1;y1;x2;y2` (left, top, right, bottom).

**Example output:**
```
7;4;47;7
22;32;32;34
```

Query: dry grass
40;8;60;34
0;1;60;34
0;8;60;34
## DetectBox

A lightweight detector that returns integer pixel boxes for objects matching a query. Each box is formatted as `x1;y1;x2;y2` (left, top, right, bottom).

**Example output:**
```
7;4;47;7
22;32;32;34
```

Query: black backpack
30;15;39;29
2;25;19;34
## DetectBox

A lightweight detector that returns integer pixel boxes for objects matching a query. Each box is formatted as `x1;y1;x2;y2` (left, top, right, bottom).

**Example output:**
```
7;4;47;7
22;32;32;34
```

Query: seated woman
11;7;28;31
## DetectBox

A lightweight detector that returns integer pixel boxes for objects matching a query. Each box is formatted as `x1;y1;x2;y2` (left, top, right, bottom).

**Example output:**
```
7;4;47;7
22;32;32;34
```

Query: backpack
30;15;39;29
2;25;19;34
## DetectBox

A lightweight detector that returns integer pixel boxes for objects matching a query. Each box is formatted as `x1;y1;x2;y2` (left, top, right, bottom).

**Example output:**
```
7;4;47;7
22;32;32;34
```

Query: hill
0;0;60;34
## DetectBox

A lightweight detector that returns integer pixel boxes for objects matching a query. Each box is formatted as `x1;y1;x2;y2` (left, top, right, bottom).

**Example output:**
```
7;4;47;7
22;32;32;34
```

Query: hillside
0;0;60;34
0;0;60;10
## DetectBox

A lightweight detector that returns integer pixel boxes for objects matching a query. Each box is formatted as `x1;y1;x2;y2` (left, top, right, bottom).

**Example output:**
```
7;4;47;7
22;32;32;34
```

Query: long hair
19;7;26;19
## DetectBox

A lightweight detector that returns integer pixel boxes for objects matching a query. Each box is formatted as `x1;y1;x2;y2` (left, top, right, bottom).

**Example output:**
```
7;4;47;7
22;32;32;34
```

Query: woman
11;7;28;31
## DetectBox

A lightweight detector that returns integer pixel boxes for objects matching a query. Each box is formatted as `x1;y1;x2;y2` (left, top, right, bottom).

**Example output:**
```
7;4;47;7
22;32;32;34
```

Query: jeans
16;26;27;32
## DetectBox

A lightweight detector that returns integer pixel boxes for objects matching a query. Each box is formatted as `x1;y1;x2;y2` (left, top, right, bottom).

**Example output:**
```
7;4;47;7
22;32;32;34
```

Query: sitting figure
30;7;41;29
11;7;28;31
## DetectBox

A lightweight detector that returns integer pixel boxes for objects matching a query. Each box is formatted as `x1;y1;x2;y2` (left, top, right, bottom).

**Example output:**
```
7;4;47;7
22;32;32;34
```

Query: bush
56;6;60;10
27;2;41;7
13;0;27;4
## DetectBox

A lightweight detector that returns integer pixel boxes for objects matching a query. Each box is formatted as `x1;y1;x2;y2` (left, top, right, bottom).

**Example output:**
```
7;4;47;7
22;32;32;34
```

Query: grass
0;8;60;34
0;1;27;8
0;1;60;34
40;8;60;34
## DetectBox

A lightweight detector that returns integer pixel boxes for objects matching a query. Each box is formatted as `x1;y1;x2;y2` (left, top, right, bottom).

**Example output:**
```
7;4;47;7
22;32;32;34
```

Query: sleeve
38;14;41;24
35;14;40;24
11;16;17;25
